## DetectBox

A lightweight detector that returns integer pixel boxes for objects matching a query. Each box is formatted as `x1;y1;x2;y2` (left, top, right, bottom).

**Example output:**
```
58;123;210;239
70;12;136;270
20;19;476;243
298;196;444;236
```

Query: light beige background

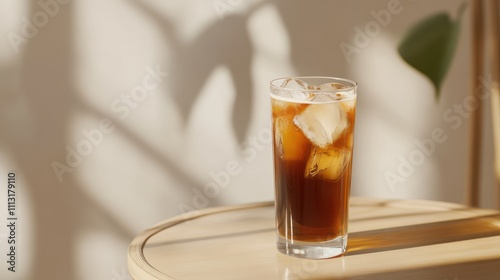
0;0;497;279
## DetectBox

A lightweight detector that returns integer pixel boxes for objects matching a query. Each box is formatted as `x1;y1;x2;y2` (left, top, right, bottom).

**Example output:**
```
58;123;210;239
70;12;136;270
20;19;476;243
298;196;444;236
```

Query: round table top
128;197;500;280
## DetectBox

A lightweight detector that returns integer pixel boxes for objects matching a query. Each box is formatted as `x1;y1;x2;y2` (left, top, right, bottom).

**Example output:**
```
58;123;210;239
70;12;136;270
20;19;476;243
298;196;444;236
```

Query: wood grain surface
128;197;500;279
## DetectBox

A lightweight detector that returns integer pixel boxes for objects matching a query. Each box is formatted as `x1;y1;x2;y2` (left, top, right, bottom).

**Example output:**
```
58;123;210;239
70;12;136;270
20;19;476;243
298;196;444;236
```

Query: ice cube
271;99;291;116
305;147;350;181
311;83;354;102
310;93;335;103
341;99;356;129
274;116;310;160
316;82;346;91
278;78;313;100
293;103;348;148
271;98;307;118
346;133;354;149
341;98;356;111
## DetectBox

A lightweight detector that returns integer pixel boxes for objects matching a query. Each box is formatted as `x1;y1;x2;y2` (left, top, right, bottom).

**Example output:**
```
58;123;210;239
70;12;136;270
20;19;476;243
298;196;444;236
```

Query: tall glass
270;76;357;259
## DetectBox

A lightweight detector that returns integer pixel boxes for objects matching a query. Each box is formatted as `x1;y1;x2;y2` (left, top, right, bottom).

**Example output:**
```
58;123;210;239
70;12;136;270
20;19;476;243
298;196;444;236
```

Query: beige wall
0;0;497;279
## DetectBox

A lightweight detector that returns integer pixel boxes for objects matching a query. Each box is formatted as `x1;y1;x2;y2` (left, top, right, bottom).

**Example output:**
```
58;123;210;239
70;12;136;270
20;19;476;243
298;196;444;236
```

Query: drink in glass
270;76;357;259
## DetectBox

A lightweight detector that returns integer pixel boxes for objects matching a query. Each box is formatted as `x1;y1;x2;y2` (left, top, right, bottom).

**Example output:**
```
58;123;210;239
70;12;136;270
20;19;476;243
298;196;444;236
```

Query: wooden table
128;197;500;279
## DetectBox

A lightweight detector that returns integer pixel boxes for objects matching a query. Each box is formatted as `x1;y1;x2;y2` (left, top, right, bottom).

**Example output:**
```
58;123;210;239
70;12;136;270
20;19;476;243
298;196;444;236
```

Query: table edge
127;201;273;280
127;197;497;279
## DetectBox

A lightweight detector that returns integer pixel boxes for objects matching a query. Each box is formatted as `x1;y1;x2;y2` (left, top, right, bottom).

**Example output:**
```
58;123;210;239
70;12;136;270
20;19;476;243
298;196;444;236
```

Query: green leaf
398;3;466;99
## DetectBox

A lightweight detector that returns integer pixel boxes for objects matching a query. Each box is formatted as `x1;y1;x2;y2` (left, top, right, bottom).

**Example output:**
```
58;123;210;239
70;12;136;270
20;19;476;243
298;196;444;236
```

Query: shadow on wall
0;2;134;279
0;0;421;279
128;0;259;144
0;1;267;279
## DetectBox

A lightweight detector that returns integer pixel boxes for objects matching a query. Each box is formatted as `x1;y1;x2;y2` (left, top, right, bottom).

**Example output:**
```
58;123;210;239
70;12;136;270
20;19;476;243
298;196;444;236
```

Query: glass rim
270;76;358;93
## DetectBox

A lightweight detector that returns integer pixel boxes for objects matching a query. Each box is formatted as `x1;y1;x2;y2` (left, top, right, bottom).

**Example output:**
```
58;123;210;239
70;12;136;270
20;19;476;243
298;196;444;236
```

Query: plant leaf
398;5;465;99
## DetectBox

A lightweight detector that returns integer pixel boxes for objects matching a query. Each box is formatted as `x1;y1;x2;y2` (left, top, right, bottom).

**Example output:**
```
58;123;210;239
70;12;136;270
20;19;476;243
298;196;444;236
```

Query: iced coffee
270;77;357;259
